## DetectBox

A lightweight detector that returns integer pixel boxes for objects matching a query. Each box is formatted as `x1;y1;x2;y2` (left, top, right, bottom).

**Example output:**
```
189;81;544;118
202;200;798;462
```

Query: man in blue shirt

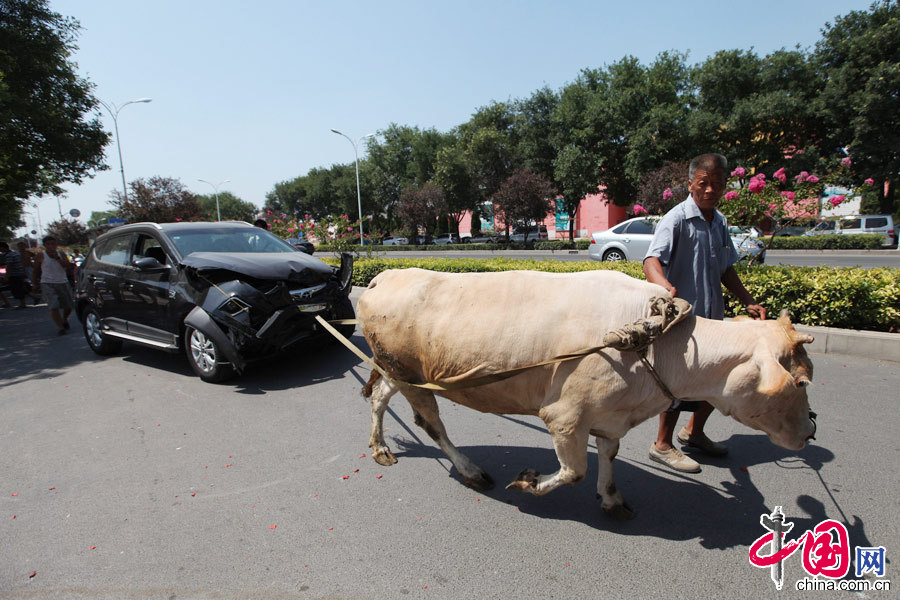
643;153;766;473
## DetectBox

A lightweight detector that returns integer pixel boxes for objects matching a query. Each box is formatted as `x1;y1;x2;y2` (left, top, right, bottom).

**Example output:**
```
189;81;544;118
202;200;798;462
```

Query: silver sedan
588;217;765;263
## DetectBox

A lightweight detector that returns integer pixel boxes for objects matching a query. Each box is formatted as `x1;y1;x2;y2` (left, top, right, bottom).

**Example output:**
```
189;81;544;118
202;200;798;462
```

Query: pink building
458;188;627;239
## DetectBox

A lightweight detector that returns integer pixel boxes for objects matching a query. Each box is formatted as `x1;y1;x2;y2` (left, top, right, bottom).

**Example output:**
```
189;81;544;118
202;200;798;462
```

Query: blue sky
20;0;874;236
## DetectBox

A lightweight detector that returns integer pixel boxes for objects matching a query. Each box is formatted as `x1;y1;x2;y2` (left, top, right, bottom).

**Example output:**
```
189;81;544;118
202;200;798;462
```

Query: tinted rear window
865;217;888;228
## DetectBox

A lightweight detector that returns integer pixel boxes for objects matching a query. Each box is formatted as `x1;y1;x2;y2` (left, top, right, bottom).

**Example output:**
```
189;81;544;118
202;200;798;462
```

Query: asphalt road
1;293;897;599
359;249;900;269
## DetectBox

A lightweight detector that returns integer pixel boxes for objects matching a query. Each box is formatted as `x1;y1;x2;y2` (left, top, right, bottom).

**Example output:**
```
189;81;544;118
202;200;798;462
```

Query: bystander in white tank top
40;250;68;284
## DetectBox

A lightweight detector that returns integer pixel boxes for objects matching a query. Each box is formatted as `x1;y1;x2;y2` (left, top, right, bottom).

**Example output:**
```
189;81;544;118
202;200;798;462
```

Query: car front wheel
184;325;235;383
603;249;625;262
83;307;123;355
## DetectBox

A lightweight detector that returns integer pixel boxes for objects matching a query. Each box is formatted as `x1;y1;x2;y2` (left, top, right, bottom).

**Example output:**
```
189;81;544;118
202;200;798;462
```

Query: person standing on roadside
0;241;28;308
16;240;40;303
34;236;74;335
643;153;766;473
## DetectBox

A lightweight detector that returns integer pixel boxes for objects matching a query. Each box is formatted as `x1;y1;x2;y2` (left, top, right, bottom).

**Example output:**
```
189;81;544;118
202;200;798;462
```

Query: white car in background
588;217;765;263
381;235;408;246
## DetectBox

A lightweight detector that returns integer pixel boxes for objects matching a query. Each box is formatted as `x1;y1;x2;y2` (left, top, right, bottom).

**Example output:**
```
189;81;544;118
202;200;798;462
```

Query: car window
611;223;628;234
866;217;888;228
816;222;835;231
842;219;861;230
624;220;654;235
135;234;168;265
167;227;297;256
94;235;133;265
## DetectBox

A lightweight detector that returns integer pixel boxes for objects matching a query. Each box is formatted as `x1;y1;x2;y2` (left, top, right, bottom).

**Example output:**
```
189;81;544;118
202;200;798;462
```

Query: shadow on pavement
0;305;372;393
0;306;100;388
388;432;850;551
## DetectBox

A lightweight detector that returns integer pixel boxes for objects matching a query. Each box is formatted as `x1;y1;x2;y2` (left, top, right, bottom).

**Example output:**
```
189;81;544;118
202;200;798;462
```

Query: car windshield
167;227;298;256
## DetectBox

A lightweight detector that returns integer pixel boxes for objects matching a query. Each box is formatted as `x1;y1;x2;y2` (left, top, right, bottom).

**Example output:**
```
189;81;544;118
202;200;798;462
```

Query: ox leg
595;436;635;521
369;376;399;466
403;388;495;490
506;412;589;496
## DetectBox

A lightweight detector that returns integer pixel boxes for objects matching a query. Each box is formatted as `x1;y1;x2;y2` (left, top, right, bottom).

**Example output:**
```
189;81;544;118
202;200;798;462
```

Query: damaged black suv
75;221;354;382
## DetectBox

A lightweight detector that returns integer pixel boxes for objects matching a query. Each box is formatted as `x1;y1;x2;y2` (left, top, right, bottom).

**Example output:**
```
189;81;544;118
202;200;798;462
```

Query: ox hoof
371;447;398;466
464;470;495;491
505;469;540;492
602;501;636;521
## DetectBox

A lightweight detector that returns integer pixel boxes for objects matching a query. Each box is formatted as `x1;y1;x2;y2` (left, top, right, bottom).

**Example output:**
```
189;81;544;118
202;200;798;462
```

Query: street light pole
197;179;231;221
331;129;374;243
98;97;152;201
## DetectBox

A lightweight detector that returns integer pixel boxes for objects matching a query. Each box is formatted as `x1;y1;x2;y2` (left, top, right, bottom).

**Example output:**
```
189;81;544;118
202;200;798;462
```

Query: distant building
458;186;627;239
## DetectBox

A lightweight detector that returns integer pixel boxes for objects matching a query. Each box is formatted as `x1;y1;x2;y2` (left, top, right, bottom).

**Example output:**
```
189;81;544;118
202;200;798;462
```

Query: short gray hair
689;154;728;180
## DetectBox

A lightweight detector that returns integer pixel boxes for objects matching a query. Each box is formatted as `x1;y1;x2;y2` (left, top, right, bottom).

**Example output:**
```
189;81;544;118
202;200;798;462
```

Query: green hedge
764;234;887;250
322;256;900;332
316;240;592;252
317;234;889;252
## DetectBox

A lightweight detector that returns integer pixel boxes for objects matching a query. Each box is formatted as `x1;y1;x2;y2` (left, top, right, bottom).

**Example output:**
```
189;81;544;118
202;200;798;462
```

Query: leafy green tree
814;0;900;214
195;191;258;222
87;209;118;227
433;141;477;233
456;102;519;201
0;0;109;233
366;124;450;231
552;52;693;230
110;176;200;223
689;49;820;173
512;86;560;183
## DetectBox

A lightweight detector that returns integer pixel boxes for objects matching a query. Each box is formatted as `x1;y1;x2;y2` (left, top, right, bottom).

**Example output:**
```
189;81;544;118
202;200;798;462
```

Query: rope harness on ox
316;295;692;410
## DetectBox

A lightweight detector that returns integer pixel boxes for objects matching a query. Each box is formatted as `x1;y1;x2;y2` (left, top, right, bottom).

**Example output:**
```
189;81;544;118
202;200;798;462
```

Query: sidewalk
792;324;900;362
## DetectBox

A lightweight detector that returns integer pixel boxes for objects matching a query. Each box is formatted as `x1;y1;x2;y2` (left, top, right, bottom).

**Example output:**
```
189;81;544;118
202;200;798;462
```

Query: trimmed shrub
322;256;900;332
764;234;886;250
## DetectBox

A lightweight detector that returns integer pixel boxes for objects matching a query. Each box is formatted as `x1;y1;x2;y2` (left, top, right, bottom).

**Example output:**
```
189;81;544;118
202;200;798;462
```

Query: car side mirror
133;256;168;271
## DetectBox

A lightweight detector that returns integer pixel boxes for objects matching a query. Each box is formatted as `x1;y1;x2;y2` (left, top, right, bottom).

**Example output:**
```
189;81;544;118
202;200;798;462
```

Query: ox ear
755;353;795;396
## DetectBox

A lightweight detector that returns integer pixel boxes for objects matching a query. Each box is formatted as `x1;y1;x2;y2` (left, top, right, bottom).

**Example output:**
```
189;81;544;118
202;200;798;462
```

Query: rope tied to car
315;296;691;410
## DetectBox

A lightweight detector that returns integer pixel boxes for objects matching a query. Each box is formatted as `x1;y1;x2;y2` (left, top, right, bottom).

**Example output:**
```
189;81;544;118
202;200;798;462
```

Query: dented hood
181;252;333;281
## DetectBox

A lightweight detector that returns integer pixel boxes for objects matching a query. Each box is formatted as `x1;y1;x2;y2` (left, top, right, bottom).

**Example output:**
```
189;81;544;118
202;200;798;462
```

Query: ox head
730;310;817;450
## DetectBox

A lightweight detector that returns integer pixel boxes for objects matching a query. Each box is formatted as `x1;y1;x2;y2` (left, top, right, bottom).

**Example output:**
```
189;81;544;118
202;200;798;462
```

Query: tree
814;0;900;215
87;209;118;227
637;161;690;215
366;124;450;231
195;191;258;222
689;49;820;173
110;176;200;223
433;142;477;234
490;169;555;239
0;0;109;233
552;52;693;239
396;183;447;241
44;216;88;246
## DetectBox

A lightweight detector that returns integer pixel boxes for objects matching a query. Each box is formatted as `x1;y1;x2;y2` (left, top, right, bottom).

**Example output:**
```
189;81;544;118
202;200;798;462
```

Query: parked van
804;215;896;247
510;225;549;244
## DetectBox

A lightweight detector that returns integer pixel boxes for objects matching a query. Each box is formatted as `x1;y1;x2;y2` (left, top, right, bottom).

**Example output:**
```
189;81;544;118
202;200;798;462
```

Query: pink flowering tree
268;212;367;254
717;160;873;244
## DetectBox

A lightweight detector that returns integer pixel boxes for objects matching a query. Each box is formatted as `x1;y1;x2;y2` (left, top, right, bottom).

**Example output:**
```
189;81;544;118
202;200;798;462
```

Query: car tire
602;249;625;262
184;325;235;383
329;296;356;341
82;307;123;356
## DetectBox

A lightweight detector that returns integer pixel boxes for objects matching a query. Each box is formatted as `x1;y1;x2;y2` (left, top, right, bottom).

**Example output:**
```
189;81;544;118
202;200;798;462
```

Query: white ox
357;268;817;519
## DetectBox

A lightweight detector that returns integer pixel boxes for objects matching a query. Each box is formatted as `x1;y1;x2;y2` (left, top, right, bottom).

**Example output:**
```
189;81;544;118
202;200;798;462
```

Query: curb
793;324;900;363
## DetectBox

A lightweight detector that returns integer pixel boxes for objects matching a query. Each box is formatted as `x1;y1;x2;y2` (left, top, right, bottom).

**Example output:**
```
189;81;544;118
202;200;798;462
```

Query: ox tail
362;369;382;398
